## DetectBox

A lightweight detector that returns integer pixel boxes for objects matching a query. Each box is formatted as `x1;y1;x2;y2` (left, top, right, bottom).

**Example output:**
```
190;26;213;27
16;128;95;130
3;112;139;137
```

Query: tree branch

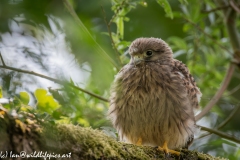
225;4;240;61
201;5;230;14
0;64;109;102
225;84;240;96
198;125;240;144
217;105;240;129
196;0;240;143
197;0;240;122
230;0;240;13
195;63;235;121
0;53;6;66
62;0;120;70
196;105;240;140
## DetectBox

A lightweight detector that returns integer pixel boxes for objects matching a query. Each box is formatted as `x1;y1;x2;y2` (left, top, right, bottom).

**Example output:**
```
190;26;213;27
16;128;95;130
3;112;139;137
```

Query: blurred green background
0;0;239;159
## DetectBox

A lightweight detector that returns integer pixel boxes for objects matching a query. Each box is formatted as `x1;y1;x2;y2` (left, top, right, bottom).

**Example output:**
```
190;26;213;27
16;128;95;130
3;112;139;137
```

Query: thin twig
196;1;240;121
196;105;240;140
198;125;240;144
195;0;240;142
201;5;230;14
0;64;109;102
217;105;239;129
101;6;122;65
230;0;240;13
184;18;232;55
224;2;240;59
195;63;235;121
108;5;122;26
225;84;240;96
62;0;120;70
0;53;6;66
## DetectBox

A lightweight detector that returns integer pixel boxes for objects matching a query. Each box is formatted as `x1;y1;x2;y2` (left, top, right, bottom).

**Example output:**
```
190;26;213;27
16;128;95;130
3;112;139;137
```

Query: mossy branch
0;110;226;160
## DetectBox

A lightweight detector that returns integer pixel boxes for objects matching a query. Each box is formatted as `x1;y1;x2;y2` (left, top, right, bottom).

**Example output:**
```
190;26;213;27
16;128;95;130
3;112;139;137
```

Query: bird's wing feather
172;60;202;109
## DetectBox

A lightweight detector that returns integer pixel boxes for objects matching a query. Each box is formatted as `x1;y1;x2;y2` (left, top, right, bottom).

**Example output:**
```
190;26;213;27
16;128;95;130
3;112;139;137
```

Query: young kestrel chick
108;37;202;154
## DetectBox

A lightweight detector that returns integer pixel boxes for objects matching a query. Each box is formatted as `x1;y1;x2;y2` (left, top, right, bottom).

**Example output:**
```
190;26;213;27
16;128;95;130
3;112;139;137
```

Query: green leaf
115;17;124;39
19;91;30;105
168;36;187;50
0;86;2;98
56;116;71;124
34;89;60;114
117;41;131;50
156;0;173;19
78;118;90;127
183;23;192;32
139;1;148;7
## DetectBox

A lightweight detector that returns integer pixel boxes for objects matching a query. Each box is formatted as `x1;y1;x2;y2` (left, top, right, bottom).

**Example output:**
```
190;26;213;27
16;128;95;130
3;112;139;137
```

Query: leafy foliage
156;0;173;19
35;89;60;114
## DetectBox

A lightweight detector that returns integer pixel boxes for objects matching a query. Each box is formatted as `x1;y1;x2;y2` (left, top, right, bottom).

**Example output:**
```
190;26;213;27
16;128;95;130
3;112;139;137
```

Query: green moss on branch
0;111;227;160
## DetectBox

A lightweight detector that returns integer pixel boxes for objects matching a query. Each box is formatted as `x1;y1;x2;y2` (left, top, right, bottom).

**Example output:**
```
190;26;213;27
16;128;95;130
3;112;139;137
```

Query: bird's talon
157;142;180;156
136;138;142;146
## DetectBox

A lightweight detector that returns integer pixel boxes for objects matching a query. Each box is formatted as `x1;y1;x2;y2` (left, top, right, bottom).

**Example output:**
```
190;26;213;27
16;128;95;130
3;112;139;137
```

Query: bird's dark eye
146;50;153;56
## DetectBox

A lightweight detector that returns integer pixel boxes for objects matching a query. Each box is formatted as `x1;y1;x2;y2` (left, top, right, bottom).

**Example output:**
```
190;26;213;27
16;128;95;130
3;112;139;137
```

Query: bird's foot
136;137;142;146
158;142;180;156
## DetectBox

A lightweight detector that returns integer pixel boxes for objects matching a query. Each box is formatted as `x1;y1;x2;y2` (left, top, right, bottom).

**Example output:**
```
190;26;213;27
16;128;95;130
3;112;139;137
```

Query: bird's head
128;37;173;65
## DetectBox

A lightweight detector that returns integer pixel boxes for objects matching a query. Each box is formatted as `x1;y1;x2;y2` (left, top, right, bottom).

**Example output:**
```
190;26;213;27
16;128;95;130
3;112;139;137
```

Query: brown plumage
108;37;202;151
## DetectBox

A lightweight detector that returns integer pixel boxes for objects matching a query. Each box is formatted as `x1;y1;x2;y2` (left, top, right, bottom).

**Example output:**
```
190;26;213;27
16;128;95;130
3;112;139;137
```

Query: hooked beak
133;55;144;63
132;55;144;66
